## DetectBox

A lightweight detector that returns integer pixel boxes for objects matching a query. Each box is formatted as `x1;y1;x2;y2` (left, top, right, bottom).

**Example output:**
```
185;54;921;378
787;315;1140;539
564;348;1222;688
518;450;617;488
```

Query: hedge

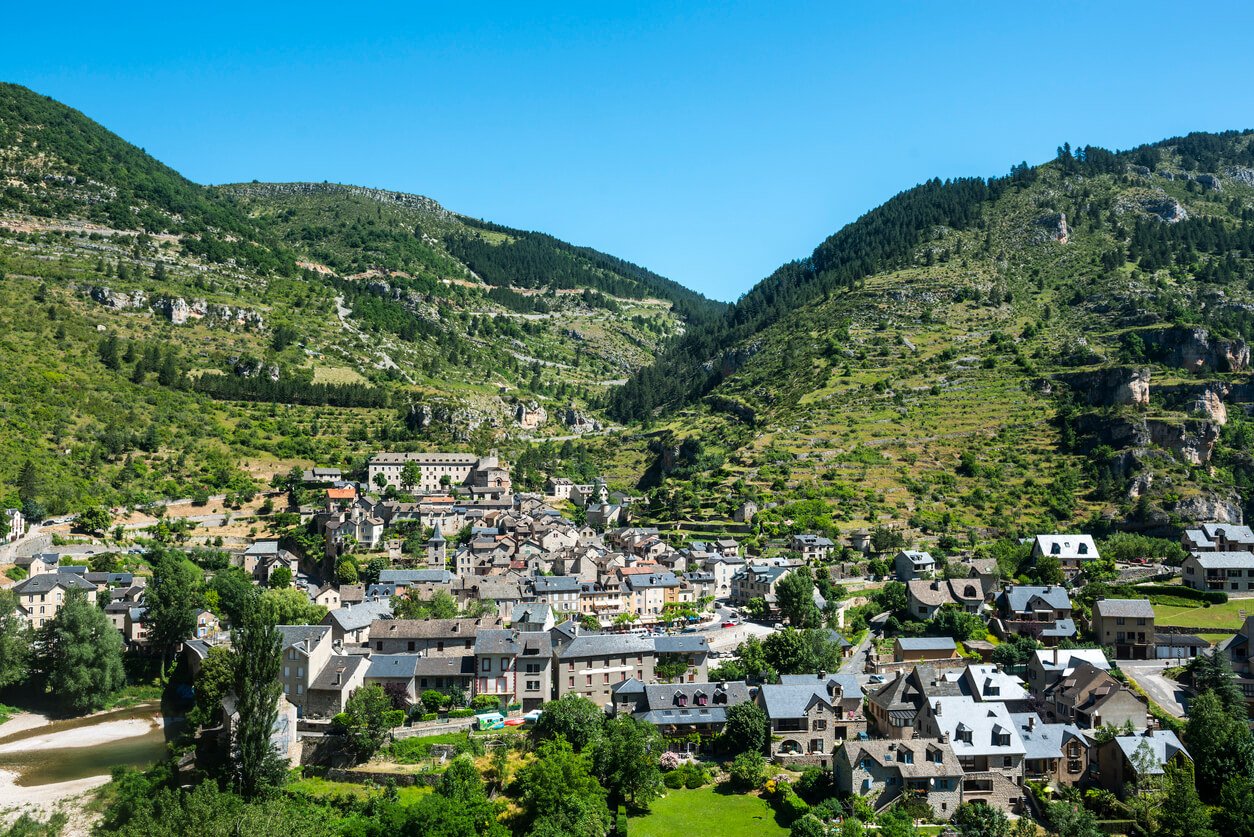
616;805;628;837
1136;584;1227;604
448;708;476;718
420;712;437;722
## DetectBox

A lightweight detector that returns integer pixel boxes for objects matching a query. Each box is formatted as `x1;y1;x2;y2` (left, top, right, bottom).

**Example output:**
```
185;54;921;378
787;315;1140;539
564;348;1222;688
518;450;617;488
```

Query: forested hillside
611;131;1254;543
0;83;717;515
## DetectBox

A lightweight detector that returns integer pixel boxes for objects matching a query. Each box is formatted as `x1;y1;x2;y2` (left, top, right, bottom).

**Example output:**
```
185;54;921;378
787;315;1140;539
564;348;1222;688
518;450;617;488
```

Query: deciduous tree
40;588;125;713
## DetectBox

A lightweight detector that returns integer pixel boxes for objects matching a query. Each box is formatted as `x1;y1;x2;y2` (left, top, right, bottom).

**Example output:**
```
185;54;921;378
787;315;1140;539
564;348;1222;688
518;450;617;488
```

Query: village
3;449;1252;836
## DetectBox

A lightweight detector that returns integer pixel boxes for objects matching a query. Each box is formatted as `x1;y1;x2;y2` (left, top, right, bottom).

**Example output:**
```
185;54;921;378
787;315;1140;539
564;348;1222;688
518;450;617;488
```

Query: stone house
474;629;554;711
1041;661;1147;730
906;578;985;620
894;637;959;663
993;585;1075;645
894;550;936;581
1026;648;1110;696
611;679;752;751
323;599;393;647
1091;730;1191;798
1012;712;1088;787
305;654;369;718
756;675;863;768
792;534;835;562
364;654;422;704
368;616;502;655
1181;551;1254;592
1030;534;1099;575
834;738;964;820
1091;599;1155;660
277;625;333;717
915;696;1027;813
730;563;793;609
654;635;710;684
1182;522;1254;553
13;572;98;628
553;632;656;706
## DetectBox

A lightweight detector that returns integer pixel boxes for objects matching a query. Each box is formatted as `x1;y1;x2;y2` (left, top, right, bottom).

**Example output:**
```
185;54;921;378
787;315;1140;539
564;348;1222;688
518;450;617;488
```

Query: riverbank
0;717;155;753
0;767;108;827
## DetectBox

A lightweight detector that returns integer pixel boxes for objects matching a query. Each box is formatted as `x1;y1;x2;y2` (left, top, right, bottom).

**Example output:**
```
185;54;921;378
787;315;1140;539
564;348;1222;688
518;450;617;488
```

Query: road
1120;660;1192;717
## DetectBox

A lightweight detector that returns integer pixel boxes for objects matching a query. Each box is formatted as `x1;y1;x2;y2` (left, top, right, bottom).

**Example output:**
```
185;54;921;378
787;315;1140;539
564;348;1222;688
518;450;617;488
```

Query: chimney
934;701;942;715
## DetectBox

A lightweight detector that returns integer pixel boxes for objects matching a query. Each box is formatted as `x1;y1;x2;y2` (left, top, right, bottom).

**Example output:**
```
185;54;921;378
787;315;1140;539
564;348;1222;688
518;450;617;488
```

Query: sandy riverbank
0;768;107;836
0;711;52;740
0;717;156;753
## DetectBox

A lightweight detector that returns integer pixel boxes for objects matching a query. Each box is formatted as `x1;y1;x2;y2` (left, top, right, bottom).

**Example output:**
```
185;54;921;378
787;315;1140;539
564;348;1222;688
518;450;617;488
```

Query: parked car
721;621;736;629
773;622;784;630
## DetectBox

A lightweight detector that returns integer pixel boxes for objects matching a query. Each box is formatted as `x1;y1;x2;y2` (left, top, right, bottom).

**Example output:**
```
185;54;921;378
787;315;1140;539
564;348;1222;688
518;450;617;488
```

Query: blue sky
4;2;1254;301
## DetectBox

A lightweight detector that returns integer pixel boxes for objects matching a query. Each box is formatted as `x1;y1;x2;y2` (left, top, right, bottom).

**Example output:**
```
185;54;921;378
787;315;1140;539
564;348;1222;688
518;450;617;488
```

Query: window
527;680;540;691
1116;617;1125;626
437;641;444;652
482;659;491;672
408;641;415;651
586;675;592;686
813;719;827;731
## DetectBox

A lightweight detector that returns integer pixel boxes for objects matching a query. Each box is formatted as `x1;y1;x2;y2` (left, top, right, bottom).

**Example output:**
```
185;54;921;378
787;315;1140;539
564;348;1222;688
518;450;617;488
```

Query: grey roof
998;585;1072;614
13;573;97;594
641;681;751;711
624;572;680;590
84;572;134;586
897;637;958;651
1039;618;1078;638
898;550;935;565
511;602;552;625
758;683;835;719
1154;633;1209;648
1113;731;1190;774
930;696;1026;757
276;625;331;651
1189;551;1254;569
532;575;582;593
1094;599;1155;619
654;635;709;654
474;629;552;656
779;672;863;701
413;654;476;677
794;534;835;547
369;616;500;640
311;655;369;690
1033;649;1110;673
378;569;454;584
1010;712;1084;760
1200;522;1254;542
183;639;212;660
325;599;394;632
611;677;648;697
556;633;654;659
365;654;422;680
244;540;280;556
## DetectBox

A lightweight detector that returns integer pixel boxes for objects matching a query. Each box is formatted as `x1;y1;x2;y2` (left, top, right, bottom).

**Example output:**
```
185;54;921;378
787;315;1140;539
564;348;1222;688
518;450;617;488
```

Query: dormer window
713;691;727;705
1050;544;1061;555
675;692;688;707
1078;543;1088;555
899;748;914;764
956;724;973;744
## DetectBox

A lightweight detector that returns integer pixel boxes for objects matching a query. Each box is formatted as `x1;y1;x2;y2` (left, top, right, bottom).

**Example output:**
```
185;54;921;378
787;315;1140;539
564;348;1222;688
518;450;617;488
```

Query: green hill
611;133;1254;541
0;83;719;515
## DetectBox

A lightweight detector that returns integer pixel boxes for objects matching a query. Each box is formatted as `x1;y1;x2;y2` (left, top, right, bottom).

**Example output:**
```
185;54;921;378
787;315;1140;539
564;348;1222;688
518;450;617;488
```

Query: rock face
90;286;147;310
1192;384;1229;425
515;401;547;430
1195;173;1221;191
1076;413;1221;466
1038;212;1069;243
1142;325;1250;373
1054;367;1150;407
1140;195;1188;223
231;357;280;381
561;408;603;434
1173;493;1244;525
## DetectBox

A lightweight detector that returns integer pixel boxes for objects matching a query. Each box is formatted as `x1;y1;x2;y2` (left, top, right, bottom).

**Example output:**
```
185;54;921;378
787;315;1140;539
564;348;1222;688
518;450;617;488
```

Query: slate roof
311;655;369;690
1032;648;1110;674
897;637;958;652
276;624;330;651
510;602;552;625
930;696;1027;757
1032;534;1098;561
1093;599;1155;619
624;572;680;590
1039;618;1078;638
365;654;422;680
758;683;839;718
1010;712;1084;760
13;573;96;594
532;575;582;593
1190;551;1254;569
378;569;455;584
780;672;864;701
838;739;962;778
654;635;708;654
1113;730;1190;774
369;617;500;640
1199;522;1254;542
556;633;655;659
998;585;1072;614
474;629;552;656
325;599;393;632
413;654;476;677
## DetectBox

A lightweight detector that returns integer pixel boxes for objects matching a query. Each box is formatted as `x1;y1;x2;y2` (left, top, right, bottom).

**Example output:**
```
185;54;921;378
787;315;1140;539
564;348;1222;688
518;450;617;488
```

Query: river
0;704;180;788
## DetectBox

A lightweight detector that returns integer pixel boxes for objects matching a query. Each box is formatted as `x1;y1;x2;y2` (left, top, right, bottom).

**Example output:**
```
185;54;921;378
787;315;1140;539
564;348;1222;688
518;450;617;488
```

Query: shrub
448;708;475;719
420;712;437;722
728;750;766;790
664;771;685;789
770;785;810;825
659;751;681;771
616;805;628;836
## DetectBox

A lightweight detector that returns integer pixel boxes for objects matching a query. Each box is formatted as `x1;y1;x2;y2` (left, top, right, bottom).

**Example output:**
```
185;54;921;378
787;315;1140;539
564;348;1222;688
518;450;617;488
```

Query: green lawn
1152;598;1253;631
630;786;787;837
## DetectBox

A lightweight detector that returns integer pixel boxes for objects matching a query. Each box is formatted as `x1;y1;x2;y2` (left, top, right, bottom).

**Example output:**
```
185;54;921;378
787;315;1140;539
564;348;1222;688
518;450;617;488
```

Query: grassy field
630;786;787;837
287;775;431;805
1152;598;1254;631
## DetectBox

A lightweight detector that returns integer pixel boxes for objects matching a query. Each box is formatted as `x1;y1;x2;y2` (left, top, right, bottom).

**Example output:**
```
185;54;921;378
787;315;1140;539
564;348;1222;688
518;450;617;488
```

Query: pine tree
17;460;38;504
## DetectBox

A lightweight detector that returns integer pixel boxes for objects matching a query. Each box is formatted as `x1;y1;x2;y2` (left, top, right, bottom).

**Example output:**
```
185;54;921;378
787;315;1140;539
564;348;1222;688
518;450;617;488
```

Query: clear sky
4;2;1254;301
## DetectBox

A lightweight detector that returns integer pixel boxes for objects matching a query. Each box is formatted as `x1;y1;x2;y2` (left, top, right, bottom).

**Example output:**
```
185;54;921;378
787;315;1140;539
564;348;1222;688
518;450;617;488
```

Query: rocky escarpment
221;181;452;219
1053;367;1150;407
87;286;265;330
1140;325;1250;373
1075;412;1221;466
